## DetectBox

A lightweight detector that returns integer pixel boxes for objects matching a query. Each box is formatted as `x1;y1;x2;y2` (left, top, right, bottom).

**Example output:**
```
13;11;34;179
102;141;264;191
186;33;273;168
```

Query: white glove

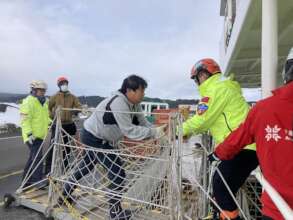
81;107;87;114
27;134;36;145
153;125;167;139
78;107;89;118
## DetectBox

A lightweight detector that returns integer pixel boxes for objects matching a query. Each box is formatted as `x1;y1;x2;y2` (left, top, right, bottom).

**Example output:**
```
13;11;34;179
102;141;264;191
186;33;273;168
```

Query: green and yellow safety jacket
182;74;255;150
20;95;50;143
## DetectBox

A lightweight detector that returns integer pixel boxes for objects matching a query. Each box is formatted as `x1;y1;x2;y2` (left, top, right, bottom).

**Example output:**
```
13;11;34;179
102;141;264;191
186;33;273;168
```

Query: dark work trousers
45;123;77;175
212;149;258;212
63;128;126;206
22;139;44;186
262;216;273;220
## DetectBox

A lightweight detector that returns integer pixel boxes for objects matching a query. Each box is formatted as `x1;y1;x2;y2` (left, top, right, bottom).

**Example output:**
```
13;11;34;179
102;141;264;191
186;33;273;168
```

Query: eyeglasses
193;71;207;85
191;62;206;81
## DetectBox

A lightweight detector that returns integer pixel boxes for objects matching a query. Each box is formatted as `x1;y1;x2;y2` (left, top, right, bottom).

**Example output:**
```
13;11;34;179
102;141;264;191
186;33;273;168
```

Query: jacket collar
114;90;135;108
272;81;293;102
57;91;71;96
198;74;221;96
29;95;48;105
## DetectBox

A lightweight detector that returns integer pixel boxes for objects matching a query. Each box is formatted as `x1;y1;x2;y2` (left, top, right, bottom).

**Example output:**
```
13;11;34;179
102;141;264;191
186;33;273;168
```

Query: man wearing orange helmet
182;58;258;220
45;76;81;174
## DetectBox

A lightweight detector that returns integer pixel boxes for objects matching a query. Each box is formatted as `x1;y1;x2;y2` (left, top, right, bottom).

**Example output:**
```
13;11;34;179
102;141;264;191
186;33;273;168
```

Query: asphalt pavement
0;136;27;175
0;136;45;220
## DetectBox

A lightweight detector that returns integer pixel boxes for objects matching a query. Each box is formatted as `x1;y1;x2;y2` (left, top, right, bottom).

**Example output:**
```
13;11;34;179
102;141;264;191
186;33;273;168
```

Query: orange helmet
190;58;221;79
57;76;68;86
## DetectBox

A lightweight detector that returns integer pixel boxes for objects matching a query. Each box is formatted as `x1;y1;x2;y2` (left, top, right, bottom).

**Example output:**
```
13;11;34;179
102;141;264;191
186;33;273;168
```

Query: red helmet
190;58;221;79
57;76;68;86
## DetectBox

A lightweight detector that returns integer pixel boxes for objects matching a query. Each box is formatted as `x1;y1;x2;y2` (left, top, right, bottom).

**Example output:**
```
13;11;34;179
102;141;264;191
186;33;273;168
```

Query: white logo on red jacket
265;125;281;142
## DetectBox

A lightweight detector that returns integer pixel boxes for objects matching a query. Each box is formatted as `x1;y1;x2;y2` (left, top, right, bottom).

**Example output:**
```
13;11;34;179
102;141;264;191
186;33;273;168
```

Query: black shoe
109;208;132;220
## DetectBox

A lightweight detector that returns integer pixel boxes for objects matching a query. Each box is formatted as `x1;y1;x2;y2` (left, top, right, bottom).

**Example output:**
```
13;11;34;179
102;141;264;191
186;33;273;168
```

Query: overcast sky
0;0;260;100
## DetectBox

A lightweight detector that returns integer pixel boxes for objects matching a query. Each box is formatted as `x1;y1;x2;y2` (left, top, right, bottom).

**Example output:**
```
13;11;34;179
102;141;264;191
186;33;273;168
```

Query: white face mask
60;85;68;92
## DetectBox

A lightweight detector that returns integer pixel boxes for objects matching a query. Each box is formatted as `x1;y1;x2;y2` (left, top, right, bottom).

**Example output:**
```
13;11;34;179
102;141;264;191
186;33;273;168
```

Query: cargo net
32;108;181;220
17;107;262;220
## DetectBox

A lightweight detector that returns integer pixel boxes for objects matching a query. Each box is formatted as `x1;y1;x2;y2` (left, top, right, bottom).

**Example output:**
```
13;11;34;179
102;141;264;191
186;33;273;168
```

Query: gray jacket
84;91;156;145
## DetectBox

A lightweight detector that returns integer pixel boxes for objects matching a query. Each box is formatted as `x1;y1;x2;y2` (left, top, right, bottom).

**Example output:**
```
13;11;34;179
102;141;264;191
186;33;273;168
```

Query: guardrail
254;170;293;220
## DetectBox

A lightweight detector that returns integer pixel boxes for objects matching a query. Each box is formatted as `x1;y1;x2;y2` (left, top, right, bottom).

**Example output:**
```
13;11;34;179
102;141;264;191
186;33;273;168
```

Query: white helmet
283;47;293;84
30;80;48;90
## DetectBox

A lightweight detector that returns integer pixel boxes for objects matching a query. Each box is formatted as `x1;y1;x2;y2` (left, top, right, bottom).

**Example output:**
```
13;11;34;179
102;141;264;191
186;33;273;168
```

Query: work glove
154;125;167;139
78;107;89;118
208;152;220;163
27;134;36;145
82;107;88;115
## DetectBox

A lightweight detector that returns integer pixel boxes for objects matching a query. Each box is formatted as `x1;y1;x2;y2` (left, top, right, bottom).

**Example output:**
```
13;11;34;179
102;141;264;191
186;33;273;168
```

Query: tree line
0;93;199;108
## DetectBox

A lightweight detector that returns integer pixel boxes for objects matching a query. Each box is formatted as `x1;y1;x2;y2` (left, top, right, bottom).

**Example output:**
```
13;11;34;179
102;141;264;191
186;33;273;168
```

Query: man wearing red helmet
182;58;258;220
45;76;81;174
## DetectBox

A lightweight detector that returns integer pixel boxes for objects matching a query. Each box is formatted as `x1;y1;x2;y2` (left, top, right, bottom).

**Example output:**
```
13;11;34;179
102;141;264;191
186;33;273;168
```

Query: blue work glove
208;152;220;163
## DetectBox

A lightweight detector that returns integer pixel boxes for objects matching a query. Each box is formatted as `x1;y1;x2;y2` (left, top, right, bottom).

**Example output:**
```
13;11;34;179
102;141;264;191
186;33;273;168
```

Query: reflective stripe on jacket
20;95;50;143
182;74;255;150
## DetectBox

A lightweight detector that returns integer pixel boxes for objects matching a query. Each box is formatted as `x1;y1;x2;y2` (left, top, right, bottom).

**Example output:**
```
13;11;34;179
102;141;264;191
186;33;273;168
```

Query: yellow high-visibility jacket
20;95;50;143
183;74;255;150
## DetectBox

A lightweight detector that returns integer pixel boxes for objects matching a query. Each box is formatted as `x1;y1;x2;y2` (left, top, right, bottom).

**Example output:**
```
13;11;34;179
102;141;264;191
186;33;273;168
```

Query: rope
200;144;249;220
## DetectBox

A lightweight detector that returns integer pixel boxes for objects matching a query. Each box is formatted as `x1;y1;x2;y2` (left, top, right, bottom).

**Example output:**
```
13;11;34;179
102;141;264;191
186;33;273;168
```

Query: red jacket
215;82;293;220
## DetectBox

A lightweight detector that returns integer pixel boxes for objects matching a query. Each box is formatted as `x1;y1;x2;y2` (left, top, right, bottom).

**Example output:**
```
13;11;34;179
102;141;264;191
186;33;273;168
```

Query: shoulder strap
106;95;118;111
103;95;119;125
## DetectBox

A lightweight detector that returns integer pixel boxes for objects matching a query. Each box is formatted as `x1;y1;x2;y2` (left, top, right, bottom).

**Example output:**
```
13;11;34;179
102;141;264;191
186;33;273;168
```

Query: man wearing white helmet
210;47;293;220
20;80;50;188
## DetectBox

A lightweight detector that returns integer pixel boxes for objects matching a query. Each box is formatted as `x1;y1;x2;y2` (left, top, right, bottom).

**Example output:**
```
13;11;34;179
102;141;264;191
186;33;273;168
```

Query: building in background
220;0;293;97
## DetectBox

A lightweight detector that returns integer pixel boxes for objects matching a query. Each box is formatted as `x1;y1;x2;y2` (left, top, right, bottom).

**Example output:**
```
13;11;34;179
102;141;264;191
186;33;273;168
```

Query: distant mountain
78;95;105;107
0;93;26;103
0;93;198;108
80;96;198;108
